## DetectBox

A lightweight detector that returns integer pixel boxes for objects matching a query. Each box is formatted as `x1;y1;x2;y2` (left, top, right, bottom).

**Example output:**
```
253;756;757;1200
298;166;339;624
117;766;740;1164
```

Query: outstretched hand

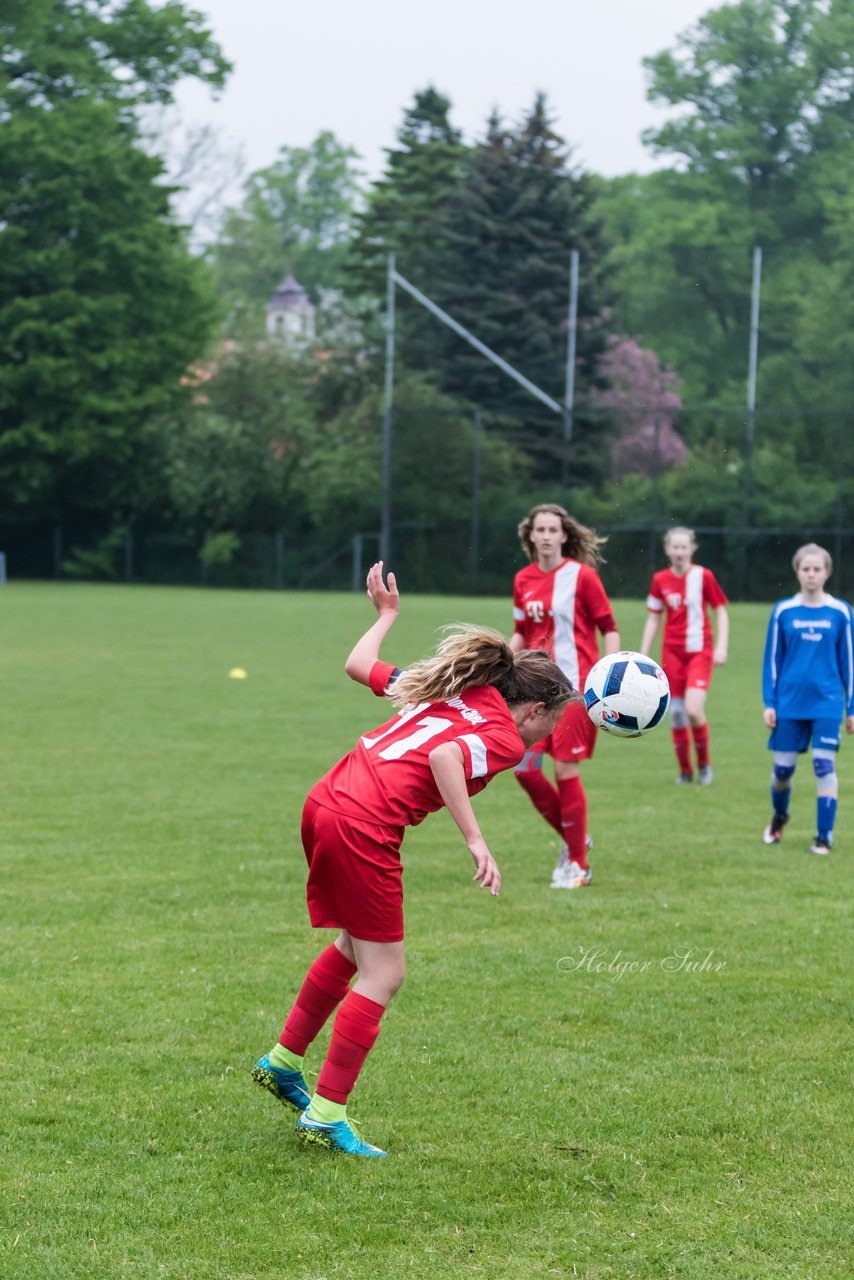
469;837;501;897
366;561;399;617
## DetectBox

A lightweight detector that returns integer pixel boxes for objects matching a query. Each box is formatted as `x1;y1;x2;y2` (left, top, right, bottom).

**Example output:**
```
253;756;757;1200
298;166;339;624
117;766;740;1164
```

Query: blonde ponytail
389;626;577;714
389;626;514;707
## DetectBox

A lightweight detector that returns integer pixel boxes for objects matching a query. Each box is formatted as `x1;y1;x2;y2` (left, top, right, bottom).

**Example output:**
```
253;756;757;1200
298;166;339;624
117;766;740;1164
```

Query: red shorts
301;796;405;943
662;647;713;700
530;697;597;763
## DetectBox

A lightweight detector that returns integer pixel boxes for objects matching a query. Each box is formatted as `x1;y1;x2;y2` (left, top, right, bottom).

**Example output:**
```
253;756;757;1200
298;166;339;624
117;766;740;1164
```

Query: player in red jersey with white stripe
511;504;621;889
252;563;575;1157
639;527;729;784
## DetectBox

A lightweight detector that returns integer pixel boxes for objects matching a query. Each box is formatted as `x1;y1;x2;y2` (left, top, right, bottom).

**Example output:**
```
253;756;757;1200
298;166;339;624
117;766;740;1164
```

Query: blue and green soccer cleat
251;1055;311;1114
296;1111;387;1158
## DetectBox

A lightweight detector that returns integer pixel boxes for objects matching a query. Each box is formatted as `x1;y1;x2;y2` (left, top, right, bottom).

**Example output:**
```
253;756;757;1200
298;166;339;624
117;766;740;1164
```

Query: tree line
2;0;853;586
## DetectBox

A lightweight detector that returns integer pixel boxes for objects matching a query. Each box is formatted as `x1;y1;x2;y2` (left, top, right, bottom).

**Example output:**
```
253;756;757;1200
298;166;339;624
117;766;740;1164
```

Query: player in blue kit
762;543;854;854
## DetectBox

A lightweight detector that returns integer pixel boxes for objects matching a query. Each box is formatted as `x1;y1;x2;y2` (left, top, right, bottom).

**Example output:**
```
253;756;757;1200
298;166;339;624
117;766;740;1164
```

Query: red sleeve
512;571;526;636
703;570;729;608
455;722;525;780
581;566;618;634
368;659;399;697
646;571;665;613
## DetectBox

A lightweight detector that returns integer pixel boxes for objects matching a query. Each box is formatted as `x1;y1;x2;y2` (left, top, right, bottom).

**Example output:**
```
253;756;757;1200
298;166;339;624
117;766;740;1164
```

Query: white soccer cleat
550;842;570;886
552;859;592;889
551;834;593;883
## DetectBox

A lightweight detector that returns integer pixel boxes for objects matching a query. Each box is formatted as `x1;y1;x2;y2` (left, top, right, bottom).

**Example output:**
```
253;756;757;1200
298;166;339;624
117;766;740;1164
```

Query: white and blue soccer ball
584;651;670;738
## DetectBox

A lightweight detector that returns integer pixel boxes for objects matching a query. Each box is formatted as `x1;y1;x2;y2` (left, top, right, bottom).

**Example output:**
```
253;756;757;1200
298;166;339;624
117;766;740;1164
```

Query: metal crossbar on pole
392;270;563;415
561;249;580;487
380;256;578;564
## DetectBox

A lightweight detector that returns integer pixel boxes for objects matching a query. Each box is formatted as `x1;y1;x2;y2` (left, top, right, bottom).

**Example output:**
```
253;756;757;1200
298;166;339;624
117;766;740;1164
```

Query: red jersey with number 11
309;660;525;829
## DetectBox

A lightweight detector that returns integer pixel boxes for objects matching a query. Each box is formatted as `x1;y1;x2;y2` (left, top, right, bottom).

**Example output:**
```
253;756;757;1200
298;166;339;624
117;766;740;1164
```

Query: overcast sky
174;0;715;182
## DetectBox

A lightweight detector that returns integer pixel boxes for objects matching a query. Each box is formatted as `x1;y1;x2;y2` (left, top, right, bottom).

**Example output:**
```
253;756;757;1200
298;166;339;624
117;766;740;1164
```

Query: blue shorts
769;718;840;754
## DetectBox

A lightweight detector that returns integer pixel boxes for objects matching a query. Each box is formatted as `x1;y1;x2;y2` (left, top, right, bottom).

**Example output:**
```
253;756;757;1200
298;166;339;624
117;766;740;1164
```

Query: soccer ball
583;651;670;738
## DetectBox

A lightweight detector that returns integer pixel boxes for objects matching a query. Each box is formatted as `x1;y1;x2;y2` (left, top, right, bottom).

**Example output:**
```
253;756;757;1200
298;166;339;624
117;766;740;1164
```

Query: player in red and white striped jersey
511;504;621;889
640;527;729;784
253;563;575;1156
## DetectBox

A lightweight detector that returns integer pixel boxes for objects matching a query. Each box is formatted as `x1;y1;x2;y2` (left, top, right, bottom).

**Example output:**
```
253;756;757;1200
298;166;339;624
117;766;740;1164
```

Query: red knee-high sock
316;990;385;1105
280;944;357;1056
692;723;710;768
672;726;692;773
515;767;563;837
557;776;588;869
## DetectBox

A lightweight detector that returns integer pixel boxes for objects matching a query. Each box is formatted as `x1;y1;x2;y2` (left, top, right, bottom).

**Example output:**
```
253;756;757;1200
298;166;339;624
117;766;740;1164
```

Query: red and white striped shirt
646;565;728;655
513;558;617;689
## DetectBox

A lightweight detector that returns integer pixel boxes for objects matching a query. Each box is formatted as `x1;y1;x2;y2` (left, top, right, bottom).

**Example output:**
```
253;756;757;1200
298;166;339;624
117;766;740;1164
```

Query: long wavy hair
388;625;578;712
517;503;606;568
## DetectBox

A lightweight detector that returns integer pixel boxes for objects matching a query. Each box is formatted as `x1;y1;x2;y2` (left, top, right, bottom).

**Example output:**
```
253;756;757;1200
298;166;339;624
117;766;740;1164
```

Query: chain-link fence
4;517;853;602
2;402;850;601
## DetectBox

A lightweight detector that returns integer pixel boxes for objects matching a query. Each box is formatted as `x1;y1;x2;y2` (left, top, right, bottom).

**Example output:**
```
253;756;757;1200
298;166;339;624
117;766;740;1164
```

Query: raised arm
428;742;501;896
343;561;400;687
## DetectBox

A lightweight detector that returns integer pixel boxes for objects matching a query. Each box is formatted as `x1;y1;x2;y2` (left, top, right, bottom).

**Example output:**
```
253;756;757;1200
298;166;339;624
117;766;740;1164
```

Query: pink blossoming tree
593;337;688;478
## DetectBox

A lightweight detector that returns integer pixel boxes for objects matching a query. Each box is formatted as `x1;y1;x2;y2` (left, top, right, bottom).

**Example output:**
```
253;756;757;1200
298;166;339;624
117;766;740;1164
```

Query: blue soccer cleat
251;1055;311;1114
296;1111;387;1158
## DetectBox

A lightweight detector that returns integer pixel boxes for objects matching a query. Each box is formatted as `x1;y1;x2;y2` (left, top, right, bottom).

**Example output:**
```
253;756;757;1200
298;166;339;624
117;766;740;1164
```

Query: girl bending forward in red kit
511;504;621;890
252;562;575;1158
639;526;729;784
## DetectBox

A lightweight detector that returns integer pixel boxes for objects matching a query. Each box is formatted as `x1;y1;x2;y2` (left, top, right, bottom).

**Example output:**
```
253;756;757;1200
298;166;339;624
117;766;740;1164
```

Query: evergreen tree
346;87;467;373
432;95;614;487
348;86;467;297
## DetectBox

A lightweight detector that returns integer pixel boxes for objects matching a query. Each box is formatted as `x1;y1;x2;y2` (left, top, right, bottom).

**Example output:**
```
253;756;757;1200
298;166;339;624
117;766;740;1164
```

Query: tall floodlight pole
380;253;396;564
469;408;482;594
743;245;762;527
561;250;580;490
738;244;762;599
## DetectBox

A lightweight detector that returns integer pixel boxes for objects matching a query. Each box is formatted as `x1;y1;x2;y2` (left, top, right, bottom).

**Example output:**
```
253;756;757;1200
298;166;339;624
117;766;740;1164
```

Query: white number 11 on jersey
361;704;453;761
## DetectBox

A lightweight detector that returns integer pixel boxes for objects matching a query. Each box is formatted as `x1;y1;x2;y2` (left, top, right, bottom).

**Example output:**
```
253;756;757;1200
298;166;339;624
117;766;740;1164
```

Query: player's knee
385;964;405;999
812;754;837;794
772;763;795;789
670;698;689;729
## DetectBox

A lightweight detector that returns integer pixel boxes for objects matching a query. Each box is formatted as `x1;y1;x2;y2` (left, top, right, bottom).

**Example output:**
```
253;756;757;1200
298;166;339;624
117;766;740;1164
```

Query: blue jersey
762;594;854;720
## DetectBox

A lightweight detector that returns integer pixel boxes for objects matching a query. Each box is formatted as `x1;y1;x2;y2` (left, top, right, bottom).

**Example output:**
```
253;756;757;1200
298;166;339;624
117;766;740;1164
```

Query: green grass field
1;582;851;1280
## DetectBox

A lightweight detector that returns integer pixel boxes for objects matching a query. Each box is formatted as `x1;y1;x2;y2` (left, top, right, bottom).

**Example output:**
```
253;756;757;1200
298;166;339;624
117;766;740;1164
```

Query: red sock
557;775;588;869
672;727;692;773
316;991;386;1105
280;943;357;1056
692;723;710;768
515;767;563;837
